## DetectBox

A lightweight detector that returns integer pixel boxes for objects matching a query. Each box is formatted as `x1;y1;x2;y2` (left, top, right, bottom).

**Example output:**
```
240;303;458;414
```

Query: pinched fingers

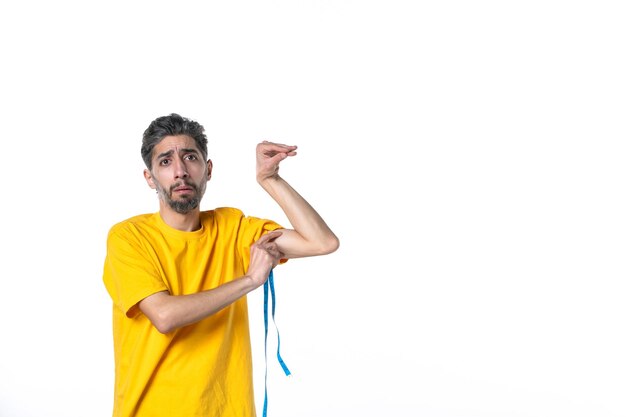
254;232;284;266
254;230;283;245
257;141;298;158
248;231;285;286
256;142;297;181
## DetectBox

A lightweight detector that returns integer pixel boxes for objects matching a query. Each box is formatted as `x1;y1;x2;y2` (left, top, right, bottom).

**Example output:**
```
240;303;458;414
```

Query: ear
207;159;213;181
144;169;156;189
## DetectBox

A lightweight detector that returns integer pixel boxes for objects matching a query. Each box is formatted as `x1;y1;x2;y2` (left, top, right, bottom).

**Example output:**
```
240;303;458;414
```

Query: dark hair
141;113;208;169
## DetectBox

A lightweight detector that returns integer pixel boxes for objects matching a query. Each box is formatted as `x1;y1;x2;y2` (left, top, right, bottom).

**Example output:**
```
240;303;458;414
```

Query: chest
147;235;245;295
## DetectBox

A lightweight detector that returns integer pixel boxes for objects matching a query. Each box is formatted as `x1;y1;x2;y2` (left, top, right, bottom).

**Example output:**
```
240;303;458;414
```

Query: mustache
169;181;198;193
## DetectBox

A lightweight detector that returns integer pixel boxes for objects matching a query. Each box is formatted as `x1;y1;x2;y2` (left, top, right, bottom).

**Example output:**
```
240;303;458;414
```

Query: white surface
0;1;624;416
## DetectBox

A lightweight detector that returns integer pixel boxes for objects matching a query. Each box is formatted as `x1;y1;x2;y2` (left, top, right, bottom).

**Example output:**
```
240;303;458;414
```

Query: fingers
258;141;298;157
249;231;285;282
261;140;297;150
254;230;283;245
253;231;285;262
256;142;296;182
265;246;284;267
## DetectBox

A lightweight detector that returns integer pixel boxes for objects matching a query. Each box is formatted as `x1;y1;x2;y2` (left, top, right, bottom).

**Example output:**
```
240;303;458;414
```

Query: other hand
247;230;284;288
256;140;297;183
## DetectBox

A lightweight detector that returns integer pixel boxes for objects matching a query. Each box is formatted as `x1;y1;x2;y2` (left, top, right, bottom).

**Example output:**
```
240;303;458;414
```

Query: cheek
150;174;167;190
190;165;208;179
151;167;171;183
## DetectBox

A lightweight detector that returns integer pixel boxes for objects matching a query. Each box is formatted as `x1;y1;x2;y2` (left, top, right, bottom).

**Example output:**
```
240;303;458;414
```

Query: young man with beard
102;113;339;417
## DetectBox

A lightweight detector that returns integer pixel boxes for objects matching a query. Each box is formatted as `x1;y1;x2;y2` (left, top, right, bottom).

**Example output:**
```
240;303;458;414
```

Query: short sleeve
102;224;168;317
235;212;287;273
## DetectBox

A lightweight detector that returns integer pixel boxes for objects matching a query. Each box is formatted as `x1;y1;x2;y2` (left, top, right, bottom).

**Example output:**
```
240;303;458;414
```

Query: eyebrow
155;148;200;160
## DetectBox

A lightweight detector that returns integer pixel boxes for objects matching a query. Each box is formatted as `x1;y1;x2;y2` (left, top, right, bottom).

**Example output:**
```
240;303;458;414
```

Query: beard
155;179;206;214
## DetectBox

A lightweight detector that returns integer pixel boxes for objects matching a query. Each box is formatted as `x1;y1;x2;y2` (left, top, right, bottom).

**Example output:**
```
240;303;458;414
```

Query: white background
1;1;625;416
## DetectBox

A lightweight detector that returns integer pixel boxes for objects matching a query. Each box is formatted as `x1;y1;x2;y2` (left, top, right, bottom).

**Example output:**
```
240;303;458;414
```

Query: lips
171;183;195;193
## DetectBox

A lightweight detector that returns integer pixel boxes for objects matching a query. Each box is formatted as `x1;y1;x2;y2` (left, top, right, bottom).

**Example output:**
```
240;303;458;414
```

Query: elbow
152;310;177;334
154;323;174;335
320;235;340;255
138;292;181;334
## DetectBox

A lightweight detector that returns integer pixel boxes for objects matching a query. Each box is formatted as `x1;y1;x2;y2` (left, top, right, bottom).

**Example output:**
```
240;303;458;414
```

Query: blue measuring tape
263;269;291;417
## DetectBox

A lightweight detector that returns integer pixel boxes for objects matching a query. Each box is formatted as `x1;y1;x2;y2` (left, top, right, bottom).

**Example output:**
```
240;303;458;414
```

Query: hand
256;140;297;183
247;230;284;288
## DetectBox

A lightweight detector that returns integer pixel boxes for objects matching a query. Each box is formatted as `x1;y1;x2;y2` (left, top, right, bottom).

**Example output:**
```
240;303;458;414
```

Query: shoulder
214;207;244;216
197;207;246;231
212;207;245;222
202;207;281;231
107;213;157;239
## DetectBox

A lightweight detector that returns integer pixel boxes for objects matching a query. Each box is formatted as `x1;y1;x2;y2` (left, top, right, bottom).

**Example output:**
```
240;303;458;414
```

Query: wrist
241;273;263;291
257;174;282;189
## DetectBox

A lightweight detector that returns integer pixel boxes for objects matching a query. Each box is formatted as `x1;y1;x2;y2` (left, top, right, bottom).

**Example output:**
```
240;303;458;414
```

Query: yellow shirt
102;208;284;417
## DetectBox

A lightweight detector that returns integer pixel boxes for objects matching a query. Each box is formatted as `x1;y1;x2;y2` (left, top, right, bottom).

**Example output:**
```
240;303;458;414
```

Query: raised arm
256;141;340;259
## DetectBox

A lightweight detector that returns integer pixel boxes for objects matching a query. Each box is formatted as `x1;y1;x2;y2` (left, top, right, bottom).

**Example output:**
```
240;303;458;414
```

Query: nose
172;155;189;179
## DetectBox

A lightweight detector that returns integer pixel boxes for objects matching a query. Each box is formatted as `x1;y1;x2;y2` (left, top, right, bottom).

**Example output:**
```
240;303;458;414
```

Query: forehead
153;135;200;156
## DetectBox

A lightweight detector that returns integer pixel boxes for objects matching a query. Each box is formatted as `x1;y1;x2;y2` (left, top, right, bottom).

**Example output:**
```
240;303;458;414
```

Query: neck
159;203;202;231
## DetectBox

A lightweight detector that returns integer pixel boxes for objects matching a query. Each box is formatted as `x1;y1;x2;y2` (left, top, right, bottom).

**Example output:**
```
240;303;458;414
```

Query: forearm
139;275;257;334
139;231;284;334
258;175;339;257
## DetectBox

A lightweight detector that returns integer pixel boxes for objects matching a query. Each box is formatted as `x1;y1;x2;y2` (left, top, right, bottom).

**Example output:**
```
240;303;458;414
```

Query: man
102;113;339;417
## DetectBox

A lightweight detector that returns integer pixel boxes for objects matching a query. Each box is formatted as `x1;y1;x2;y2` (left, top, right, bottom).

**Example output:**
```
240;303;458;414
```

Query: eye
184;154;198;161
159;159;171;166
